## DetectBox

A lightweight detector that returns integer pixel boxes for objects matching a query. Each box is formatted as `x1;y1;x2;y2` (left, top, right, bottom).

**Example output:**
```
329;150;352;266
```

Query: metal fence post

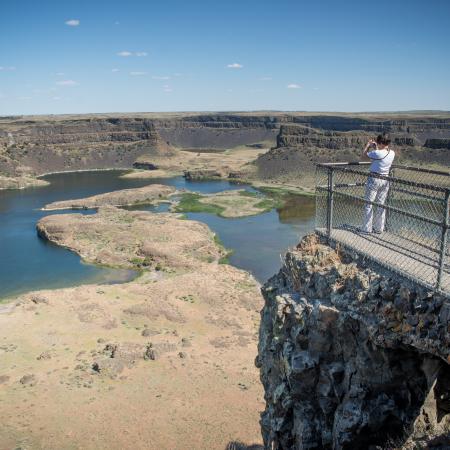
326;167;334;240
385;167;394;232
437;189;450;290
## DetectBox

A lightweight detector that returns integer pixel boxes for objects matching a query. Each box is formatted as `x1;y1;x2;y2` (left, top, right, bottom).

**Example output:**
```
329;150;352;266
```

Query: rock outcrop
276;125;370;150
257;234;450;449
425;139;450;149
255;119;450;187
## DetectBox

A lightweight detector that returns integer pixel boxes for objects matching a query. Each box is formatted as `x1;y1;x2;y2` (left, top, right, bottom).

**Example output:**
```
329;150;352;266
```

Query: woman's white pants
362;176;390;232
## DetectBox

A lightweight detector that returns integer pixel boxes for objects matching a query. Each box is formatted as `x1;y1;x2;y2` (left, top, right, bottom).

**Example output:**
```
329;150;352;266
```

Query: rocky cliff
0;114;280;177
1;112;449;184
276;125;371;150
257;234;450;449
255;119;450;187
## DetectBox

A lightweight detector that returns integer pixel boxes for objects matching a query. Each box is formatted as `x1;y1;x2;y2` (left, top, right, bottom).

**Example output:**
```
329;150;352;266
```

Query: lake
0;170;315;299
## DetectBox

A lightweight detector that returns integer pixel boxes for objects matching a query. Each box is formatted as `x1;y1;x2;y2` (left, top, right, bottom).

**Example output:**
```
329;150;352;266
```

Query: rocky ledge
257;234;450;449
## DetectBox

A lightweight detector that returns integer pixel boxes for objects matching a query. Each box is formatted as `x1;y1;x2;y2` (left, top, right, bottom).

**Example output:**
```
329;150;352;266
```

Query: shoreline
36;167;133;178
5;167;315;197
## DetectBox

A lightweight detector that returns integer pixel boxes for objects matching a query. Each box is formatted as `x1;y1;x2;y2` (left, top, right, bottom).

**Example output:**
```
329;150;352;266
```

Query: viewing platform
315;162;450;296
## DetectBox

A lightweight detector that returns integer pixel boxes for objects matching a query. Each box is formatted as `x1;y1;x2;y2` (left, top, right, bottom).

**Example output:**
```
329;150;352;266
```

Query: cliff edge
257;234;450;449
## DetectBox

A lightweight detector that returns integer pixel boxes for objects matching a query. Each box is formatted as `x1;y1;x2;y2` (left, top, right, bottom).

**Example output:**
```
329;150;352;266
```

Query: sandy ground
119;169;180;180
137;146;266;180
0;208;265;450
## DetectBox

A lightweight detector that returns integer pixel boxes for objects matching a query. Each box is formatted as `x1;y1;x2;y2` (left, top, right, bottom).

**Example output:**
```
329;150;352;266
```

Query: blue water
0;170;315;298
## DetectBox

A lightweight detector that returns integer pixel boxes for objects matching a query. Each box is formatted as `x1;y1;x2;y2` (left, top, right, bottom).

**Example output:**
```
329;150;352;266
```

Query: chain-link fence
315;162;450;295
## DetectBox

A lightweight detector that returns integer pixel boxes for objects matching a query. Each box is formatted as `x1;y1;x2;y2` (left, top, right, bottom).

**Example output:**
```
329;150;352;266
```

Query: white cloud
313;87;319;90
65;19;80;26
0;66;16;71
18;96;32;100
163;84;173;92
56;80;79;86
111;68;120;72
130;71;147;76
52;96;61;100
227;63;243;69
117;51;148;57
152;75;170;80
55;72;65;76
287;83;301;89
260;76;272;81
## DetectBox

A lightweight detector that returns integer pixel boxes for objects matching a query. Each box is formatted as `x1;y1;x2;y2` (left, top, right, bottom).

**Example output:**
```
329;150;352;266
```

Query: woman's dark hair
376;133;391;146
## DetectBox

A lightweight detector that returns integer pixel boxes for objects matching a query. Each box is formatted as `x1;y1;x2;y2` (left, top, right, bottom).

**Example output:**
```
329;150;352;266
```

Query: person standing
361;133;395;233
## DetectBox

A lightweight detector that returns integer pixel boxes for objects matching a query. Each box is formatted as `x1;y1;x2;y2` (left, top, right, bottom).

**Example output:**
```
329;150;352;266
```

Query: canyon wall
255;118;450;186
0;114;279;177
257;234;450;449
1;112;449;180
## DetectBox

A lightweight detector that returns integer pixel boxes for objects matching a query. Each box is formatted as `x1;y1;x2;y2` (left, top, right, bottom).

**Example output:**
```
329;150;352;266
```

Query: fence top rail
392;164;450;178
316;163;450;194
316;162;450;178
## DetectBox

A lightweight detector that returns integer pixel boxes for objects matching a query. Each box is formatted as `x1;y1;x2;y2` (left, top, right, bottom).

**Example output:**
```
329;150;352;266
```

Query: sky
1;0;450;115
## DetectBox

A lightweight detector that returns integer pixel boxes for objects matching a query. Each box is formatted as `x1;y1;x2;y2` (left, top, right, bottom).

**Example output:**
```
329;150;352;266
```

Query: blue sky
1;0;449;115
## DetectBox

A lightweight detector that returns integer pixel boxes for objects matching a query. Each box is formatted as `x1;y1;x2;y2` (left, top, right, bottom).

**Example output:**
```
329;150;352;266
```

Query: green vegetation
175;190;282;218
129;256;153;268
238;190;259;198
174;193;225;215
178;294;195;303
214;234;234;265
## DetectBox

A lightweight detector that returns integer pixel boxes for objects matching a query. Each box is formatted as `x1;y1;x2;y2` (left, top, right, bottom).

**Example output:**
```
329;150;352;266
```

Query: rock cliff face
1;113;449;179
425;139;450;149
276;125;370;150
0;114;279;177
257;234;450;449
288;115;450;138
256;119;450;186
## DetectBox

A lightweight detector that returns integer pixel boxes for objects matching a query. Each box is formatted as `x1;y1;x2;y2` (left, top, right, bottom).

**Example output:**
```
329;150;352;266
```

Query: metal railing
315;162;450;295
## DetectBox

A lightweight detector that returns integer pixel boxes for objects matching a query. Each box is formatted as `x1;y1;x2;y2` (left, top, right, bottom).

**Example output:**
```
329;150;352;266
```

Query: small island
42;184;176;210
174;189;280;218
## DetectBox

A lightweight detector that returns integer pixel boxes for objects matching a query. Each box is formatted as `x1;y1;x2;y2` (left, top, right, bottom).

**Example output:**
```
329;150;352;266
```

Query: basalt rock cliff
257;234;450;449
0;114;279;177
1;112;449;180
255;116;450;185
